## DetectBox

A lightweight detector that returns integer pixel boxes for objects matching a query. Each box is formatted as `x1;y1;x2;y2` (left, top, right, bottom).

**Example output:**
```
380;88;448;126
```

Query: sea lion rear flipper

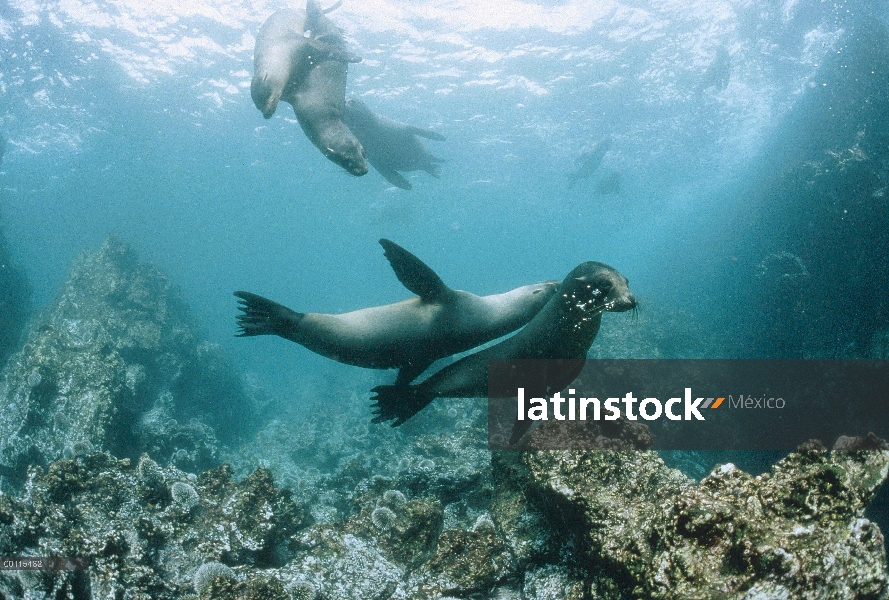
234;291;305;343
394;360;433;386
370;384;435;426
379;239;450;302
405;125;446;141
374;164;412;190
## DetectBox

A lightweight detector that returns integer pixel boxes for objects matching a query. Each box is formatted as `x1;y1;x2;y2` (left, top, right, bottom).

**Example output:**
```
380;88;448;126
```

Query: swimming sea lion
251;6;360;119
369;261;636;434
343;98;445;190
567;137;613;189
251;2;367;175
286;0;367;175
235;239;559;384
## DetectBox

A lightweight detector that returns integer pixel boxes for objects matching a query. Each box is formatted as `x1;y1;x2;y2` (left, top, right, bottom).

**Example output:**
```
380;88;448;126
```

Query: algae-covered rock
0;452;311;600
0;438;886;600
495;441;889;599
0;236;258;487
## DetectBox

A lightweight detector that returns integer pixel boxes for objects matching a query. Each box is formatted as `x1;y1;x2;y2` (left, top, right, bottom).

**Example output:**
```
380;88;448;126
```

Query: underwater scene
1;0;889;597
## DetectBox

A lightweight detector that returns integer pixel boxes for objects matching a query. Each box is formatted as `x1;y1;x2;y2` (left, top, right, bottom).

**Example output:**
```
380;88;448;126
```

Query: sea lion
251;2;367;176
370;261;636;437
287;0;367;175
235;239;559;384
343;97;445;190
567;137;613;189
251;6;360;119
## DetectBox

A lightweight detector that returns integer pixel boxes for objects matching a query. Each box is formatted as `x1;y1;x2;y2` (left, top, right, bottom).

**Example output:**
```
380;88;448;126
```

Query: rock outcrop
1;439;886;599
0;236;258;488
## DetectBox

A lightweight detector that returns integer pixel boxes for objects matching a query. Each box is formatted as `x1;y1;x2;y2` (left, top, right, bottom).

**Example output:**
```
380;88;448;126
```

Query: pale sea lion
343;97;445;190
235;239;559;384
567;137;613;189
251;5;359;119
370;261;636;437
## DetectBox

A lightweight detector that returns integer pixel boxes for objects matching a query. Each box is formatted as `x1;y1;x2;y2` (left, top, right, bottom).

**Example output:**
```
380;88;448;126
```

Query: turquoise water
1;0;888;424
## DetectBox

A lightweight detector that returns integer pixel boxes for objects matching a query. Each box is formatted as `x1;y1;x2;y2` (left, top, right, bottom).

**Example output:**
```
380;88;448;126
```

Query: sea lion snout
570;263;635;313
324;141;368;176
534;280;560;294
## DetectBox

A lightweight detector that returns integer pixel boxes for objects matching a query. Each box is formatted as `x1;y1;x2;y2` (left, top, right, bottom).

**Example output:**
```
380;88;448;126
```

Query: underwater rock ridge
0;434;885;599
0;235;259;489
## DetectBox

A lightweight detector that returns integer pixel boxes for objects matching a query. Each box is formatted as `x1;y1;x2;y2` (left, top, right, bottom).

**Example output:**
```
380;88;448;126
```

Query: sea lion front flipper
379;239;450;302
508;419;535;446
374;163;412;190
404;125;446;141
394;360;433;386
370;384;435;426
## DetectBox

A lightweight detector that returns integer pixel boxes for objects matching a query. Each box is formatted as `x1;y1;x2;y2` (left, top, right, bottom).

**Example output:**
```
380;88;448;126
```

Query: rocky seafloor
0;237;887;600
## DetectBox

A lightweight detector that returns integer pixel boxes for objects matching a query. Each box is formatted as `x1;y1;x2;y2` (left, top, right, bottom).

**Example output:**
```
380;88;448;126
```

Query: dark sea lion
567;137;613;189
251;6;360;119
343;97;445;190
370;261;636;434
235;239;559;384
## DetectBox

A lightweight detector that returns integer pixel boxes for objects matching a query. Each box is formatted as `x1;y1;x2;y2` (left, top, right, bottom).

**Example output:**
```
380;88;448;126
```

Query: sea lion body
370;261;636;425
287;0;366;175
236;239;558;384
343;98;445;190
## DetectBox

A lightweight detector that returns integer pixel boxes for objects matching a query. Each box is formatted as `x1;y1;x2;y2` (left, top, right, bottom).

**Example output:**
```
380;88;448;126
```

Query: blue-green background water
1;0;888;466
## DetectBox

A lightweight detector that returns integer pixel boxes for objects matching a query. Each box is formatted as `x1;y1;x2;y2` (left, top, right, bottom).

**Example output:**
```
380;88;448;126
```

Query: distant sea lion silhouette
235;239;559;385
343;97;445;190
370;261;636;438
595;171;621;195
251;1;367;176
567;137;613;189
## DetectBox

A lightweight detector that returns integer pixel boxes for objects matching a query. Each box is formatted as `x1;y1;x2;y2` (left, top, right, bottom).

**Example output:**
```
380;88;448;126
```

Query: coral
371;506;396;530
287;580;316;600
171;481;200;512
381;489;406;506
193;562;235;596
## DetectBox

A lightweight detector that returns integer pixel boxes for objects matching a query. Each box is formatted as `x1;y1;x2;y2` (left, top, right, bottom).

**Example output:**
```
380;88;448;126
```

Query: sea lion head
562;261;636;315
503;279;561;315
321;133;368;176
251;72;285;119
